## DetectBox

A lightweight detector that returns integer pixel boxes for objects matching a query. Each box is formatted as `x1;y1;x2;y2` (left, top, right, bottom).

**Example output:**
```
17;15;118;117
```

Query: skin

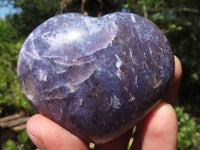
26;56;182;150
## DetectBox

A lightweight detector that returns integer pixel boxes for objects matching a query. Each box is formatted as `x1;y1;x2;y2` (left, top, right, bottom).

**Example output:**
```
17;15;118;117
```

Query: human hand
26;56;182;150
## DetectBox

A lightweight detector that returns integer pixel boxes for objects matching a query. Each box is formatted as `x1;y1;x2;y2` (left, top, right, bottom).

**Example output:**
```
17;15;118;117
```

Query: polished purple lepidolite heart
17;12;174;144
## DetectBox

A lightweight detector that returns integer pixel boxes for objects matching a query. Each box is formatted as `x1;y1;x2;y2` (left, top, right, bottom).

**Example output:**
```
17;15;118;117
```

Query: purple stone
17;12;174;144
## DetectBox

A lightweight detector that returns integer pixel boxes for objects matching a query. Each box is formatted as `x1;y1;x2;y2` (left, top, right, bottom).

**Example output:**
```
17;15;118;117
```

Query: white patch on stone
152;80;162;89
26;94;33;100
68;30;80;41
129;94;136;102
144;52;147;58
41;31;51;40
50;31;81;46
110;20;118;34
115;54;123;80
56;69;66;74
28;34;41;60
22;34;41;60
38;69;48;81
65;64;96;93
116;72;122;80
144;62;148;69
79;99;83;106
130;49;136;65
66;82;78;93
118;38;125;44
60;107;63;114
124;87;128;91
32;49;41;60
110;95;121;109
148;73;162;89
116;59;122;69
81;16;118;56
131;14;136;23
149;46;152;54
134;75;139;88
159;66;163;70
159;47;164;52
24;51;41;60
83;17;101;34
115;55;122;64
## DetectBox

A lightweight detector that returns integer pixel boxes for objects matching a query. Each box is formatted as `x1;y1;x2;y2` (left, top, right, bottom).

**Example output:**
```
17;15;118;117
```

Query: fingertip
132;102;178;150
26;114;46;150
145;102;178;150
26;114;43;133
26;114;89;150
146;102;178;138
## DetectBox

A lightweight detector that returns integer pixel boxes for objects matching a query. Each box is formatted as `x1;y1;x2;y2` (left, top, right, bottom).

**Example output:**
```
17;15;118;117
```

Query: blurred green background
0;0;200;149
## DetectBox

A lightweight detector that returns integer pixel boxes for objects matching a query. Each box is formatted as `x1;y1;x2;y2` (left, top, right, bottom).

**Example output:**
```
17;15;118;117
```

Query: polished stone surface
17;12;174;144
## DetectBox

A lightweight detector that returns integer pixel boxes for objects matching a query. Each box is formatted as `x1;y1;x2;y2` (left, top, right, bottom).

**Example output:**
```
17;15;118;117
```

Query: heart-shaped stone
17;12;174;144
